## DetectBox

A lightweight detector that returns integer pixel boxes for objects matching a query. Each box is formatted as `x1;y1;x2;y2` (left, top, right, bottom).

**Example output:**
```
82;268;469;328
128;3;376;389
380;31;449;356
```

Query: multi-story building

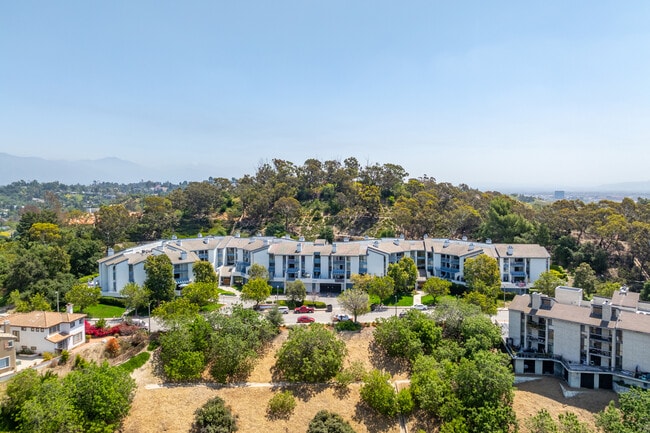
508;286;650;390
5;304;87;355
98;234;550;296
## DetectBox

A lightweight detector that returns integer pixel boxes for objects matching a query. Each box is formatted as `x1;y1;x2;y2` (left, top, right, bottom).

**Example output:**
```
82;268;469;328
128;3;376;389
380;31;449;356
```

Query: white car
410;304;428;311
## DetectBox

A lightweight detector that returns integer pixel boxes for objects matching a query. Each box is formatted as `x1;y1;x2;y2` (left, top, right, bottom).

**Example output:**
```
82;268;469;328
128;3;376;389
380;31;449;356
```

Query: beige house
0;321;18;375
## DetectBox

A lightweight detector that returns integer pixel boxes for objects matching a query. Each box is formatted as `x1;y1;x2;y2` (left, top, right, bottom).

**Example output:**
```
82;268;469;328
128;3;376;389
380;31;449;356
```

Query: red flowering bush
84;321;121;338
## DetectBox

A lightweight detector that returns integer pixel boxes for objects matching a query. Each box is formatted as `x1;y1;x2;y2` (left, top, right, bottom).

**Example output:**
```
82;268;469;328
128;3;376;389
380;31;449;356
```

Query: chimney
332;243;337;254
507;245;514;256
296;243;302;253
3;320;9;333
180;251;187;260
531;292;542;310
66;303;74;314
107;248;114;256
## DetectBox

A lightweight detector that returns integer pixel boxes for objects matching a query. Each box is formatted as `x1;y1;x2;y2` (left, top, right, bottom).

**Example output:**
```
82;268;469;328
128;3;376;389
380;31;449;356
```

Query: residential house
0;321;17;375
6;304;86;355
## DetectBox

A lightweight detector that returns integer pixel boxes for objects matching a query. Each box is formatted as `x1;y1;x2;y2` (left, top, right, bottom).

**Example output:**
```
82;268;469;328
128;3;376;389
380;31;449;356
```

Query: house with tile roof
507;286;650;390
5;304;86;355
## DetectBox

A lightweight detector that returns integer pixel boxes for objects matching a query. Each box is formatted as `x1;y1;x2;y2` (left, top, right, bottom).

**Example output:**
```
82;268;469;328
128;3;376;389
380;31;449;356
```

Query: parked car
131;319;149;330
276;306;290;314
294;305;315;314
297;315;315;323
411;304;428;311
332;314;350;322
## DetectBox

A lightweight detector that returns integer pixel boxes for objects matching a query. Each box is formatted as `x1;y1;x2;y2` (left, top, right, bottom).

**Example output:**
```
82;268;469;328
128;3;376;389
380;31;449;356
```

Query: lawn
370;294;413;306
217;288;236;296
83;303;126;318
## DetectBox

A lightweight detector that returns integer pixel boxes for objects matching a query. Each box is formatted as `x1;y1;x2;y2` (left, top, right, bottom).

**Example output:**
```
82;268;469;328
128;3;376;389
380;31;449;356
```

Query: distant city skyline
2;1;650;190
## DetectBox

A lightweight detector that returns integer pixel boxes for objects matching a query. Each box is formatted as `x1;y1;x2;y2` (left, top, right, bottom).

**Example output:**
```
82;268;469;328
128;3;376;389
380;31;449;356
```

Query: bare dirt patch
121;327;618;433
514;376;616;432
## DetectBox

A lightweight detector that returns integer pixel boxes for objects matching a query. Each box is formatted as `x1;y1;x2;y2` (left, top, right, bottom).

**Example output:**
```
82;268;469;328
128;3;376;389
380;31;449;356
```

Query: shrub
307;410;356;433
191;396;238;433
304;301;327;309
95;318;107;329
275;324;347;383
42;352;54;361
73;354;89;370
360;369;397;416
335;321;362;332
60;350;70;364
98;296;126;307
267;390;296;419
396;387;414;415
105;338;121;358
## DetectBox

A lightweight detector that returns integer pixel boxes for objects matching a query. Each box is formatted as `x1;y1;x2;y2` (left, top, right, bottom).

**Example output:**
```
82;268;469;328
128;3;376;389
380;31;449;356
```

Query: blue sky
1;1;650;190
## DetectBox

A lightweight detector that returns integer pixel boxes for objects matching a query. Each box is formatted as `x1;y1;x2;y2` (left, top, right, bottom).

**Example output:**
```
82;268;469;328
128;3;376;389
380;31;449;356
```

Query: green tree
153;297;201;329
338;288;370;322
120;282;151;316
351;273;373;293
573;263;598;295
144;254;176;304
191;396;238;433
241;277;271;307
18;378;83;433
272;197;301;232
422;277;451;305
479;197;534;243
64;283;101;313
387;257;418;294
307;410;356;433
66;234;104;278
267;391;296;419
158;319;209;382
183;281;219;306
27;222;61;245
367;276;395;302
359;369;397;417
285;279;306;304
63;361;136;431
208;306;278;382
526;409;559;433
463;254;501;300
28;293;53;312
532;270;568;296
193;260;218;284
596;387;650;433
275;324;347;383
247;263;269;281
1;369;42;427
94;204;134;249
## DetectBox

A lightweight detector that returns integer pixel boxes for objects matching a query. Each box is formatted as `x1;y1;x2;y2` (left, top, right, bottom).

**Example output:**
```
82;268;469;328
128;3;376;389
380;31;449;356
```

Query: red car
294;305;315;314
297;315;315;323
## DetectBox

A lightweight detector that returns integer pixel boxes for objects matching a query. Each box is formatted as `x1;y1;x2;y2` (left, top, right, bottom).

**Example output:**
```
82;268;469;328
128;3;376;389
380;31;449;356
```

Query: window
4;340;13;349
73;333;82;344
12;331;19;341
21;327;26;331
0;357;9;369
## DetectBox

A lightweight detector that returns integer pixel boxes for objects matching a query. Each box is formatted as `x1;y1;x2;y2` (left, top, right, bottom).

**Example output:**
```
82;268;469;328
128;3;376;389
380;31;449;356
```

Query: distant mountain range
0;153;222;185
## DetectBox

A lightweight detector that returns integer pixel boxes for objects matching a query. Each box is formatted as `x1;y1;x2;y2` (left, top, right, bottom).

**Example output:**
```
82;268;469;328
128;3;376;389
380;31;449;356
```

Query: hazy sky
2;1;650;190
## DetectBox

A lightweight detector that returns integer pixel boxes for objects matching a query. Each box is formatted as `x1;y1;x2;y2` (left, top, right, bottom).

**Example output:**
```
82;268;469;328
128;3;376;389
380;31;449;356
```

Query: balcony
590;332;612;342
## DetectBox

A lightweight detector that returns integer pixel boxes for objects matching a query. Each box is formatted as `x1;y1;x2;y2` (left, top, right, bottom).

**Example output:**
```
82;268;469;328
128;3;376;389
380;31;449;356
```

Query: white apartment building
98;234;550;296
508;286;650;390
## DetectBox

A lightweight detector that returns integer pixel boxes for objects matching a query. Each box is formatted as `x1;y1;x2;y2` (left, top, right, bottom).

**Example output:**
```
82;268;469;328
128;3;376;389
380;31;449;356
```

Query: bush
359;369;397;416
396;387;414;415
42;352;54;361
105;338;121;358
98;296;126;307
304;301;327;309
335;321;362;332
267;390;296;419
60;350;70;364
307;410;356;433
275;324;347;383
335;361;366;388
73;354;89;370
191;396;238;433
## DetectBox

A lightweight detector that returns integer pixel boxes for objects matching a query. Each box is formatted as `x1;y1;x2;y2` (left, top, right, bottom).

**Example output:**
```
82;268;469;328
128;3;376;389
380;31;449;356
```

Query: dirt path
120;328;618;433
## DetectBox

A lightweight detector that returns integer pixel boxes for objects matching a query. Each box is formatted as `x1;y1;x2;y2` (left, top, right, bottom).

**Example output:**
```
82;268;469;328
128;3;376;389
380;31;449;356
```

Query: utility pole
56;291;60;312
